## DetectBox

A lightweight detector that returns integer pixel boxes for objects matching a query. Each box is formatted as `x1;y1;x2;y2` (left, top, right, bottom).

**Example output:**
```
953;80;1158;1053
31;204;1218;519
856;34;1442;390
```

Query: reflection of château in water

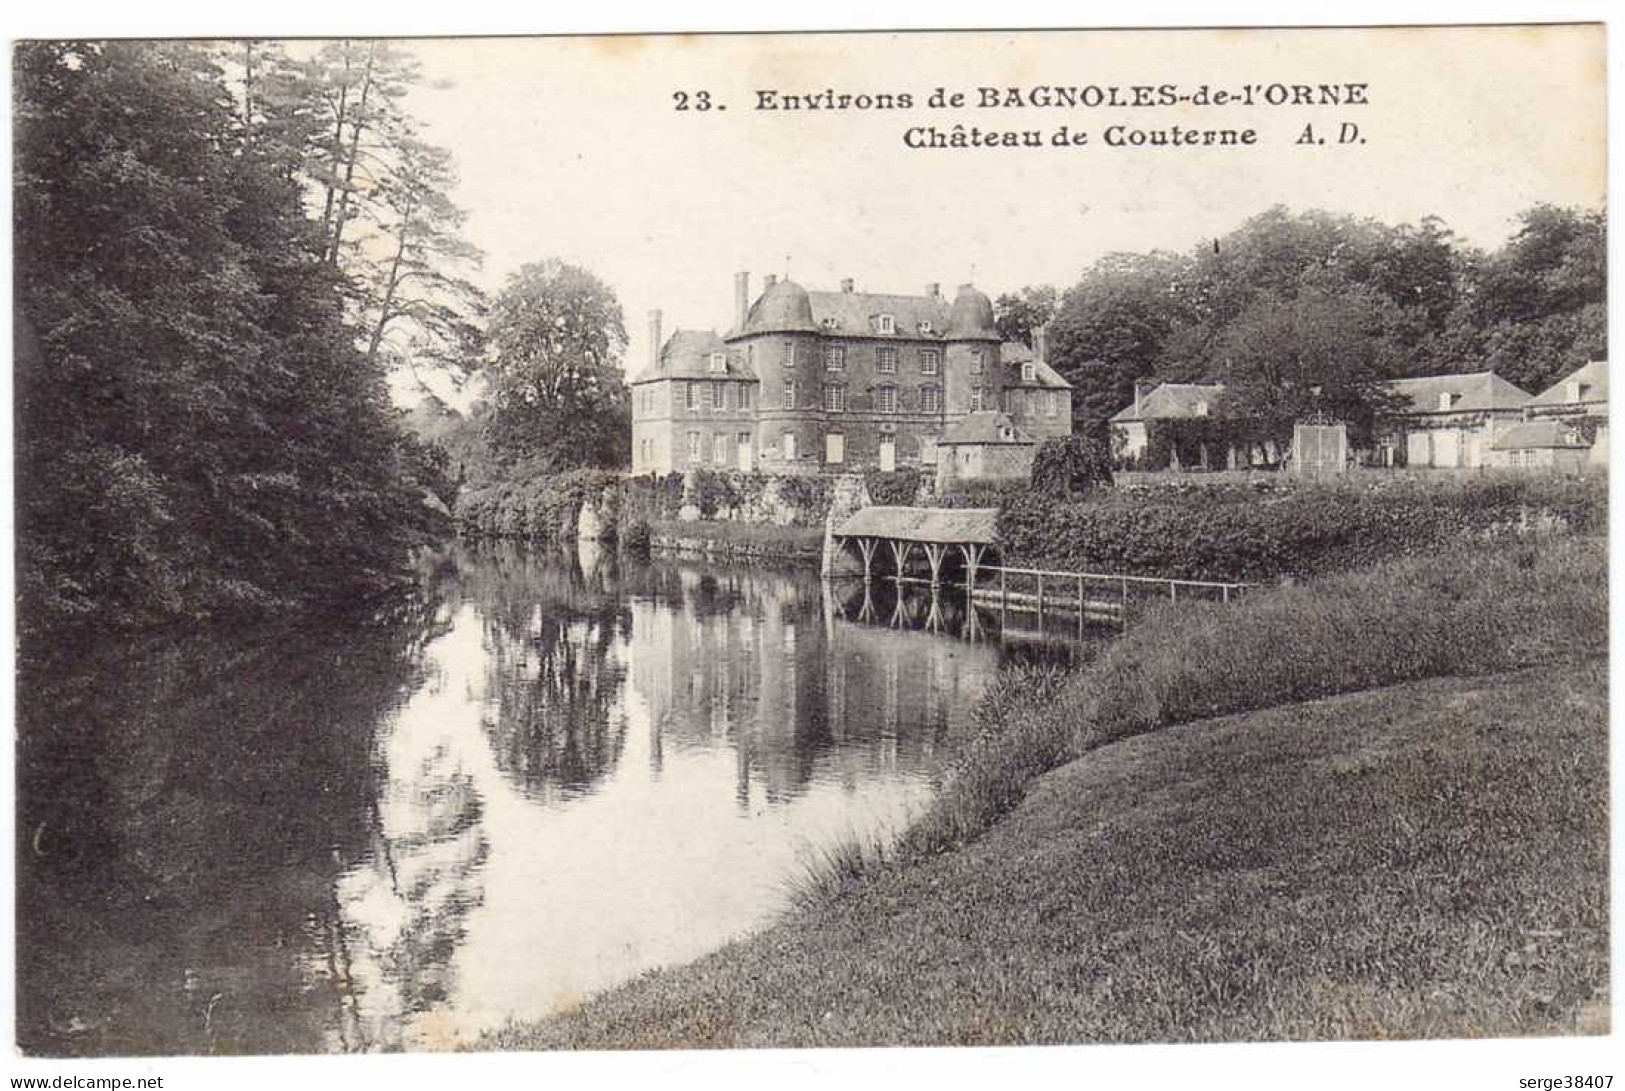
628;563;999;808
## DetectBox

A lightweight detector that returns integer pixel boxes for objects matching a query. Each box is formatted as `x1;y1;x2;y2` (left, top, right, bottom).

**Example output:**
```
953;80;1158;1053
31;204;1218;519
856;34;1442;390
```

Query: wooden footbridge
831;506;1252;633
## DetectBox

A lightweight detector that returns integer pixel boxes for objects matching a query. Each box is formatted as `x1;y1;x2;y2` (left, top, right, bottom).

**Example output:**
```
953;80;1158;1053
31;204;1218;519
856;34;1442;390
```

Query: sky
383;25;1605;404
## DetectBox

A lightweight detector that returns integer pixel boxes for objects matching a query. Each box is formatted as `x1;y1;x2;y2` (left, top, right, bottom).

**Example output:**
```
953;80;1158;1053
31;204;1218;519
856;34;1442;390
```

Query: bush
900;534;1607;862
865;468;923;506
993;474;1606;582
1030;435;1113;497
938;480;1035;510
688;468;738;519
621;519;652;554
452;468;621;542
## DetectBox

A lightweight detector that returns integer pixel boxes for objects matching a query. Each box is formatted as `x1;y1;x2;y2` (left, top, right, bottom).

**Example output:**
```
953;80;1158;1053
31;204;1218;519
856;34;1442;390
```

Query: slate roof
835;506;999;544
1529;360;1608;408
1001;342;1073;389
940;411;1037;446
630;329;759;385
805;290;953;339
1491;419;1590;450
1110;383;1225;423
1380;372;1530;414
740;279;819;335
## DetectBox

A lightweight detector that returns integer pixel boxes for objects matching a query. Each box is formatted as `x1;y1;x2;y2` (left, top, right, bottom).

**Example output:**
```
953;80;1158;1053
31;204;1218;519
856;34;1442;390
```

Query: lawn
483;657;1608;1048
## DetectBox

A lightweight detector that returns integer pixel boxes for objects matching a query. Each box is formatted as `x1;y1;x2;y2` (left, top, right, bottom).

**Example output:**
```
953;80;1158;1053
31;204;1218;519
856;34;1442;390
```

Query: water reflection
17;542;1035;1056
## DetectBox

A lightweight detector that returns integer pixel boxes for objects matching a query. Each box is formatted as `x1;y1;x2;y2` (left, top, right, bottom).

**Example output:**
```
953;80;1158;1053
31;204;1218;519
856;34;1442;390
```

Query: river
15;541;1080;1056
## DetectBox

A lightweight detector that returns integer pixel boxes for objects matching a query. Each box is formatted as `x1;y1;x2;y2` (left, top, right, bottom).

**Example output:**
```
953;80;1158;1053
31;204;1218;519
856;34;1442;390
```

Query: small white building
1376;372;1532;469
1109;382;1225;462
1521;360;1608;468
934;411;1038;491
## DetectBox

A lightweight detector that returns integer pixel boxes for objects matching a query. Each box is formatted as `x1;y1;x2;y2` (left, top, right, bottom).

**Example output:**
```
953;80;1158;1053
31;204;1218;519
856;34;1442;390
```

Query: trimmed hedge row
993;474;1606;582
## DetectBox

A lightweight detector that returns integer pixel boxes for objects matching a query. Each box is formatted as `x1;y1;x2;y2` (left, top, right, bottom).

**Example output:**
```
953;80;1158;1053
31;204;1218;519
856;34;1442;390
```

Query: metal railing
969;564;1253;634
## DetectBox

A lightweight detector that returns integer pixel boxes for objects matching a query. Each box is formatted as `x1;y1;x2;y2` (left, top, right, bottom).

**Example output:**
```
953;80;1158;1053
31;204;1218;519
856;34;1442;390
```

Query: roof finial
970;261;978;284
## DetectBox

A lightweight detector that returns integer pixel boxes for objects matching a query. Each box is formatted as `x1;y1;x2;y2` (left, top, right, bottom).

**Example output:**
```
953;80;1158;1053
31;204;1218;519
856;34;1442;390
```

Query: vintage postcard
7;18;1611;1084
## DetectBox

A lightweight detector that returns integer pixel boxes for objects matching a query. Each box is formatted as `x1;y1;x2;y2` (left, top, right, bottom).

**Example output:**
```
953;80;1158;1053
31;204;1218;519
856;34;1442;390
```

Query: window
920;349;940;375
824;344;846;371
784;340;797;367
824;384;845;412
970;386;984;412
921;384;941;413
1046;391;1061;417
688;431;701;460
877;385;898;414
783;380;796;409
686;382;700;411
709;352;727;373
877;314;895;334
877;347;897;374
740;384;754;410
970;350;985;375
783;432;798;461
1021;361;1036;382
712;383;726;410
826;433;845;464
714;433;729;464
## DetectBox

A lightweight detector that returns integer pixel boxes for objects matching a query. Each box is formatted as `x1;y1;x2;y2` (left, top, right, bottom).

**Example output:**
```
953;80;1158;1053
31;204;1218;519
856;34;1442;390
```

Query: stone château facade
631;272;1072;475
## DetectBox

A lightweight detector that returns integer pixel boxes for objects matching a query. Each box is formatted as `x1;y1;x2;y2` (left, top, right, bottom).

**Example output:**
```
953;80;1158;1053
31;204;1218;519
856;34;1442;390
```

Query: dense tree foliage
1046;205;1605;428
479;260;631;473
992;284;1058;347
14;41;446;636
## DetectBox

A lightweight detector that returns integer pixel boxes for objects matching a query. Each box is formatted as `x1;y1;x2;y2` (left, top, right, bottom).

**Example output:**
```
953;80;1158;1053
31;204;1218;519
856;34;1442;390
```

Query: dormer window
1437;391;1458;411
1194;400;1209;417
708;352;726;373
877;314;896;335
1021;361;1037;383
918;321;934;335
821;317;839;330
1568;381;1587;403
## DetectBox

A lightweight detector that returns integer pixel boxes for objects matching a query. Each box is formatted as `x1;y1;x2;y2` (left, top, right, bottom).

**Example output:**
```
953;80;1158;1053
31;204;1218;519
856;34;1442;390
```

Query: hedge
992;474;1606;582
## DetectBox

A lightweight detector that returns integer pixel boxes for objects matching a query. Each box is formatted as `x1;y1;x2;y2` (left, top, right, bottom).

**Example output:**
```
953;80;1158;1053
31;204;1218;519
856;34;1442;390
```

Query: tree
14;41;441;635
217;41;485;392
305;40;422;267
993;284;1058;346
353;136;487;376
482;260;631;471
1047;251;1195;424
1210;283;1410;449
1441;205;1607;391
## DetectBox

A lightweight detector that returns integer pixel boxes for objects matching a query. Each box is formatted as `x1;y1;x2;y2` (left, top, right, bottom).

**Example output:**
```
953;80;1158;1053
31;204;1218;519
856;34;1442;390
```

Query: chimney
1033;325;1049;361
924;282;940;299
1133;378;1157;416
840;278;855;293
647;310;664;371
734;271;750;331
764;273;778;289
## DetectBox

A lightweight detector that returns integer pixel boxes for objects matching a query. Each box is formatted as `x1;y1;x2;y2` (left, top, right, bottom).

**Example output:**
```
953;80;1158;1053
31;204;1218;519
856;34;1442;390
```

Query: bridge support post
923;543;947;588
856;537;879;583
889;539;914;582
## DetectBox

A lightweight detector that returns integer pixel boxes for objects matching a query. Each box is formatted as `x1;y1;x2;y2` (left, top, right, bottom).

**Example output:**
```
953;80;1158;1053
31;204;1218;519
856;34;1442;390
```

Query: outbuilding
934;411;1038;490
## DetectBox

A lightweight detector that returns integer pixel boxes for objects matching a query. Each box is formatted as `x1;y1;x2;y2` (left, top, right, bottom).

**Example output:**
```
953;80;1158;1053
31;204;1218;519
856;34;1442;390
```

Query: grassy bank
895;535;1606;865
479;535;1607;1048
486;660;1607;1049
